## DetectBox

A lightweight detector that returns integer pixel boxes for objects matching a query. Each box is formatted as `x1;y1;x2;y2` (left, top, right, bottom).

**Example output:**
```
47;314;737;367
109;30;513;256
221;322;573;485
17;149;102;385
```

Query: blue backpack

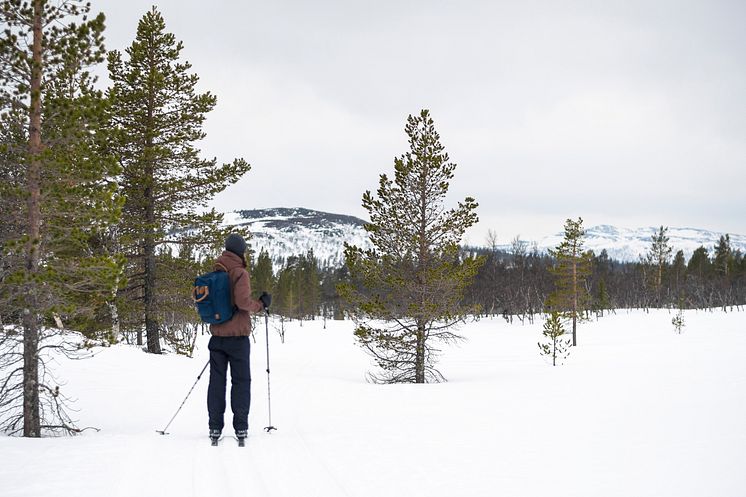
193;263;235;324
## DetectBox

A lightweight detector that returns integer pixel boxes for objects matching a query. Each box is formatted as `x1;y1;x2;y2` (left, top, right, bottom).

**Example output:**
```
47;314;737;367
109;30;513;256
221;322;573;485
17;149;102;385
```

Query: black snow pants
207;335;251;432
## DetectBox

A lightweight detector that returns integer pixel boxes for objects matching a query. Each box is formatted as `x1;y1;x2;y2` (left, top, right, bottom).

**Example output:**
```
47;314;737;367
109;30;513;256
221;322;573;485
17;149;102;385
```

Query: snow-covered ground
2;309;745;497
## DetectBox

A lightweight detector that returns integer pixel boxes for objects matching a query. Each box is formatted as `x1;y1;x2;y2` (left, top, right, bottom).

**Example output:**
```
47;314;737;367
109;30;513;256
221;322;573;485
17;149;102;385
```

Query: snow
2;309;746;497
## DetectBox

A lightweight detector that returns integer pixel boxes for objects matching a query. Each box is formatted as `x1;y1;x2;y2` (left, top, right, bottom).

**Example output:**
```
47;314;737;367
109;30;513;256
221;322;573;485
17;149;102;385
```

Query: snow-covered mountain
223;207;745;267
223;207;371;269
536;225;746;262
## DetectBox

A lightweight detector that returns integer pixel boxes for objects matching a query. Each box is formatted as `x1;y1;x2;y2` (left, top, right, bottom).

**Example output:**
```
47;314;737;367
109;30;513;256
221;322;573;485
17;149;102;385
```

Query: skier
207;233;271;446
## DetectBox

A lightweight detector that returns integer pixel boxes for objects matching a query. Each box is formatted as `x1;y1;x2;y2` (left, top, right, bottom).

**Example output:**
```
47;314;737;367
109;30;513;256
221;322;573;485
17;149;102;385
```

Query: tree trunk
143;65;160;354
107;295;120;343
552;336;557;367
415;165;428;383
142;154;160;353
415;324;425;383
144;224;160;353
22;310;40;437
23;0;44;438
572;259;578;347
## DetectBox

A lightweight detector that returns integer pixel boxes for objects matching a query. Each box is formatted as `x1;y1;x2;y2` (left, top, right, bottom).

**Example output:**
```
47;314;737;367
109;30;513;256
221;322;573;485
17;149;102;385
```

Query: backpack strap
215;262;235;309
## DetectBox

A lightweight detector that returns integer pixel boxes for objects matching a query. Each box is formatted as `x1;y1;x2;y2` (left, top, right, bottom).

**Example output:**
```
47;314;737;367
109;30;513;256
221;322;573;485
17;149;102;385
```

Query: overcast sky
94;0;745;244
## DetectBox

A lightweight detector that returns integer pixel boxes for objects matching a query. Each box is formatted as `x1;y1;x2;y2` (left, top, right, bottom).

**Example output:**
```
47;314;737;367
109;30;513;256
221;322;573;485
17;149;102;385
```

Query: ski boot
209;428;221;446
236;429;248;447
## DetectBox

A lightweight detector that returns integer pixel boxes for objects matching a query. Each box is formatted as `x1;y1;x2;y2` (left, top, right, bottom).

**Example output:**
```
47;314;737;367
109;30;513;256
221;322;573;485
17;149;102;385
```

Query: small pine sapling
672;296;686;334
671;312;685;334
538;312;571;366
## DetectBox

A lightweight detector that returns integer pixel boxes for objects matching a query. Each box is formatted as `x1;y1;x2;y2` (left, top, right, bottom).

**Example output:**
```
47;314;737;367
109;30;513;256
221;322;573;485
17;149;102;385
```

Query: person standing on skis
208;233;271;444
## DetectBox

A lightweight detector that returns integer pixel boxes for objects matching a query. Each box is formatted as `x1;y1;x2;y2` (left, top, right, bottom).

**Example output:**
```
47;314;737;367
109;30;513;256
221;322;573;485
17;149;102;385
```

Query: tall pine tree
646;225;673;305
0;0;121;436
547;218;592;346
340;110;483;383
107;8;250;353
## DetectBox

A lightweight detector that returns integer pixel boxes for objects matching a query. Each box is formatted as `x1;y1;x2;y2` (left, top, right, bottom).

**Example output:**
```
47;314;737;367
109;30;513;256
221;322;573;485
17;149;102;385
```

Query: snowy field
2;309;745;497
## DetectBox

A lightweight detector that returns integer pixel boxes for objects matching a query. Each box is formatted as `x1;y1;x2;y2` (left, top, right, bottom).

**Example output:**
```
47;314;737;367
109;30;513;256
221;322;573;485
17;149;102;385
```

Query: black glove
259;291;272;310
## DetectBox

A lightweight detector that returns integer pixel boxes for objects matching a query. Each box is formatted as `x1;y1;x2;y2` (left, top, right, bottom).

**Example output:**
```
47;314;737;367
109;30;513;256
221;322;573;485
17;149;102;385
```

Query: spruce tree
0;0;121;436
297;251;320;320
251;249;275;300
713;235;732;278
595;278;610;317
273;257;298;339
547;218;592;347
107;8;250;353
687;246;711;280
340;110;483;383
671;249;686;296
737;250;746;277
274;257;298;320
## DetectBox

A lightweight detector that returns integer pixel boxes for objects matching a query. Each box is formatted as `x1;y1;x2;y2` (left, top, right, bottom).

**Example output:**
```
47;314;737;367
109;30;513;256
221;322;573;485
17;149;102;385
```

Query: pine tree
107;8;250;353
340;110;483;383
547;218;592;346
0;0;121;436
538;312;571;366
646;226;673;305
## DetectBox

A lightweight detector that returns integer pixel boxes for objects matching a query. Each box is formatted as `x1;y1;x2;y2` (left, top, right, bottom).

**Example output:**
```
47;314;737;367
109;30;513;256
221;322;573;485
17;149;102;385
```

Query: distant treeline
461;238;746;323
257;235;746;326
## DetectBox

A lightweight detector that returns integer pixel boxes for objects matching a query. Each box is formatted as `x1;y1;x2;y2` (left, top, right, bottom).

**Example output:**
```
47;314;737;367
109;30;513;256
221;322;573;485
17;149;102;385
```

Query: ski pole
156;359;210;435
263;310;277;433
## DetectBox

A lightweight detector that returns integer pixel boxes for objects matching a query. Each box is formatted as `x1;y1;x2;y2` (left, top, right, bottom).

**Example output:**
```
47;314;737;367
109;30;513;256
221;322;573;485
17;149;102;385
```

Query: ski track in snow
190;435;272;497
188;329;347;497
248;334;352;497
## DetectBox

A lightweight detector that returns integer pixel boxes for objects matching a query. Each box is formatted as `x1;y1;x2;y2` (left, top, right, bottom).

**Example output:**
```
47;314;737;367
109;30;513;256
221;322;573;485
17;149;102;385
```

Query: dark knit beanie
225;233;247;257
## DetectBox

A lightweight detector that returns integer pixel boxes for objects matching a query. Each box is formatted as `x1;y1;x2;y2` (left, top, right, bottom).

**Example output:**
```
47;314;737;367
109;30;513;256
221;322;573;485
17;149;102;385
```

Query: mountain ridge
223;207;745;269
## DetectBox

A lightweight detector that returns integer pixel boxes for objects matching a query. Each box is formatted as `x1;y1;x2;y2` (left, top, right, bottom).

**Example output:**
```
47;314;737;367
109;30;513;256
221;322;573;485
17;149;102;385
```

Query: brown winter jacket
209;251;264;337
